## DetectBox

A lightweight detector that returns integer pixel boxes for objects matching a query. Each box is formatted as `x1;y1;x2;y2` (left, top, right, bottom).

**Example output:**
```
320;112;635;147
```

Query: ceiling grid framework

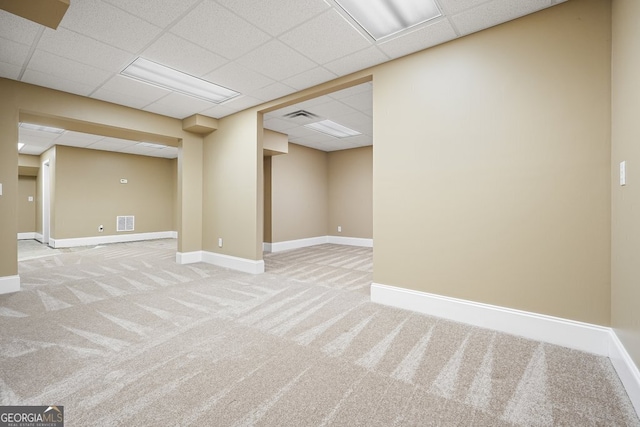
0;0;566;156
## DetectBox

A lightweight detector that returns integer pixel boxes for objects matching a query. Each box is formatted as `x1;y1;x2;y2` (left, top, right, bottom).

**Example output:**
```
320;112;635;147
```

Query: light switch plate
620;161;626;186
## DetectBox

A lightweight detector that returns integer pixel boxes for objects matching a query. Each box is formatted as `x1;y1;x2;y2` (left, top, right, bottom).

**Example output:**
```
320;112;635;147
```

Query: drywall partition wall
0;97;19;283
0;78;205;280
171;158;178;232
36;146;56;239
17;176;36;234
373;0;611;325
203;108;263;263
271;143;328;243
177;134;203;255
264;156;272;244
328;146;372;239
52;145;174;239
612;0;640;368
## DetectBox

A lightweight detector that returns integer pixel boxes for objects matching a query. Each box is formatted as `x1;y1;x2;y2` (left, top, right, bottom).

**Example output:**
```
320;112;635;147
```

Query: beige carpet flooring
1;239;638;426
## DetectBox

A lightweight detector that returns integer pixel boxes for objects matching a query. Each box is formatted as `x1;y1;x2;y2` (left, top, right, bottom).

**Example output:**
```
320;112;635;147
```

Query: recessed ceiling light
18;143;25;151
121;58;240;104
19;122;65;134
335;0;441;40
305;119;361;138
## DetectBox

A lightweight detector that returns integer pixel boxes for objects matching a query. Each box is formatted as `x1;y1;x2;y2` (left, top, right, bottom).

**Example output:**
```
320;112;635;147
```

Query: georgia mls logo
0;405;64;427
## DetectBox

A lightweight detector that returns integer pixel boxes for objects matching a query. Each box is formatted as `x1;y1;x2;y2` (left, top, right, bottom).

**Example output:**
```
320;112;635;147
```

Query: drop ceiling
2;0;566;155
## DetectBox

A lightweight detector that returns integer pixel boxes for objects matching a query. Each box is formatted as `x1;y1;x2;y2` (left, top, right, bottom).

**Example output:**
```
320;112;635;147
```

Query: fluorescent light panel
121;58;239;104
305;119;361;138
19;122;65;134
335;0;441;40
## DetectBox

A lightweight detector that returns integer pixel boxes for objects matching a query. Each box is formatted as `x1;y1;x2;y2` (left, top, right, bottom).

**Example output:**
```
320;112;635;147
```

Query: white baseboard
371;283;611;355
17;232;36;240
609;331;640;416
176;250;264;274
268;236;329;252
267;236;373;253
49;231;177;248
371;283;640;415
34;233;44;243
0;275;20;295
202;251;264;274
328;236;373;247
176;251;203;265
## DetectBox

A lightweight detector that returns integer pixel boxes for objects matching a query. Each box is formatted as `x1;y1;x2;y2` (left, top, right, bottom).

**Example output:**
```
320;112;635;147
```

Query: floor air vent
117;215;135;232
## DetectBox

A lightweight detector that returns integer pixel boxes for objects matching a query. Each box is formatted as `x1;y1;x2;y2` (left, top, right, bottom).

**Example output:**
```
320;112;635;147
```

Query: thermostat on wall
120;179;128;184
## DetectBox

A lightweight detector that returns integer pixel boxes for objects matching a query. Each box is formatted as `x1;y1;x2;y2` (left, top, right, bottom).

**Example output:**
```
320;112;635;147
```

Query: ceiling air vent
283;110;318;119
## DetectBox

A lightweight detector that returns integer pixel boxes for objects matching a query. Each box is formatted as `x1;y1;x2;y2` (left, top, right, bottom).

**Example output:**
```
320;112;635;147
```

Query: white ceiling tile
171;0;270;60
0;37;30;66
19;146;45;155
141;33;228;77
282;67;338;90
91;88;158;110
155;147;178;158
37;27;132;73
438;0;493;15
337;90;372;112
143;92;214;119
329;82;372;99
216;0;330;37
378;19;458;59
198;104;236;119
305;100;358;120
263;117;298;133
21;69;95;96
279;9;372;64
0;61;21;79
251;82;297;102
103;0;200;27
59;0;162;53
219;95;263;112
27;50;111;87
204;62;274;94
0;9;42;44
451;0;552;36
336;112;372;134
58;131;106;144
237;40;317;81
88;138;137;150
324;46;389;76
97;75;171;105
18;129;59;145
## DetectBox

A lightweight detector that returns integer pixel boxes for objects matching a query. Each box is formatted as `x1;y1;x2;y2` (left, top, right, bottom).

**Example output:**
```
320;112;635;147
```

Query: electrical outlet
218;237;223;248
338;226;342;233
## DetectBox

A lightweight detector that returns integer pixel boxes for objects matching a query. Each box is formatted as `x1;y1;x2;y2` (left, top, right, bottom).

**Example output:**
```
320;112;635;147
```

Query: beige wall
0;97;19;278
52;145;174;238
612;0;640;366
373;0;611;325
264;156;272;243
328;146;373;239
203;109;262;260
271;143;328;242
17;176;36;233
